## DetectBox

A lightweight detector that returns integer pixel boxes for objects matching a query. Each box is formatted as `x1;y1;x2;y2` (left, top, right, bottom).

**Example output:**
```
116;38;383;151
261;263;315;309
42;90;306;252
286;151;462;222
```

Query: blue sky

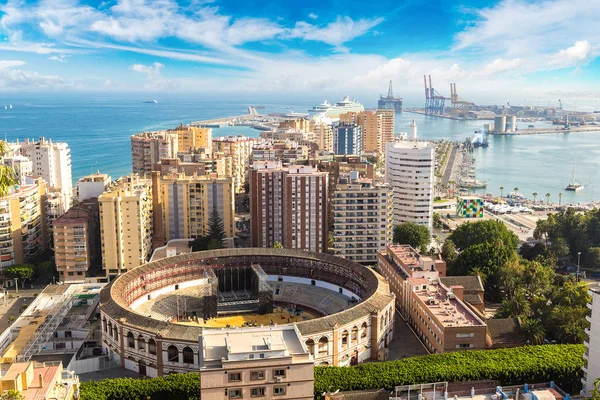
0;0;599;105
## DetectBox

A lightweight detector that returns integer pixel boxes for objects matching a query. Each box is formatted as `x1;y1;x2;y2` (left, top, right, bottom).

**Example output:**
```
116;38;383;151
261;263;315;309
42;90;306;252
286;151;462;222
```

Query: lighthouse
409;119;417;140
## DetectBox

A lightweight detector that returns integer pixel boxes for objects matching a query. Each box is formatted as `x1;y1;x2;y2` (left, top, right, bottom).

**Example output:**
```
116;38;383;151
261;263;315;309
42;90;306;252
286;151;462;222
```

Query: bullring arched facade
100;248;395;377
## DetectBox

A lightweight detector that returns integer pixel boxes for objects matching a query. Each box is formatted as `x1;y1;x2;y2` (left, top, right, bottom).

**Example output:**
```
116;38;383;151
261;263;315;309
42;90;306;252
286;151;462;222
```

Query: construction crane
449;83;474;109
424;75;447;115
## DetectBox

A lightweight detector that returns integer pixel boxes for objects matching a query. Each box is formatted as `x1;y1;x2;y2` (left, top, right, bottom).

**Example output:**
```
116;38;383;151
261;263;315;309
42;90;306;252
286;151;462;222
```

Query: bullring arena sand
174;306;319;328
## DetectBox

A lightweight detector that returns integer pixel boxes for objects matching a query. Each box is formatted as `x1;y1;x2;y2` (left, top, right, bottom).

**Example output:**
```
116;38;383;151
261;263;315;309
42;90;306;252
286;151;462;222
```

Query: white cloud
0;60;26;69
48;54;70;63
289;16;385;51
308;13;318;20
478;58;523;76
130;62;164;78
548;40;592;67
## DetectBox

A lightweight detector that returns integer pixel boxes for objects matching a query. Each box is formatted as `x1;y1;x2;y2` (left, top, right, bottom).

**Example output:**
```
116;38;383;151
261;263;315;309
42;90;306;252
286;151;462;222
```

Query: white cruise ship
308;96;364;118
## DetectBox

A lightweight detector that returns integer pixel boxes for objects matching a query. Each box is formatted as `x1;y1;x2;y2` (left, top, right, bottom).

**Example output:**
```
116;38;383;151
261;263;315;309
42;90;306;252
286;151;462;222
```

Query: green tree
545;192;551;204
448;219;519;251
513;187;519;196
433;212;441;228
532;192;538;204
4;264;34;288
441;239;457;264
586;247;600;269
499;186;504;197
273;241;283;249
207;206;226;248
522;318;546;345
558;192;563;206
496;288;531;318
0;141;17;198
189;236;210;252
393;223;430;250
0;390;24;400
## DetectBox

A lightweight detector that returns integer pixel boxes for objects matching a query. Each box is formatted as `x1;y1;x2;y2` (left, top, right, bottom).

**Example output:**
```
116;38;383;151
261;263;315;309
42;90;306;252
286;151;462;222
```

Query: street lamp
577;251;582;283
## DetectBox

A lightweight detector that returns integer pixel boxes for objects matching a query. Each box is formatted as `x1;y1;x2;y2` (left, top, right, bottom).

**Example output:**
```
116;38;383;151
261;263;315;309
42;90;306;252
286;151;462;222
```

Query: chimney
450;285;464;302
38;373;44;389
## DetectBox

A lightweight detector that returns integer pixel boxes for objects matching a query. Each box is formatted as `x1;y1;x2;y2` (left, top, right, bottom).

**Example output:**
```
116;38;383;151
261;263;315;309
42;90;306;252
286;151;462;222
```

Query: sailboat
3;106;6;110
565;161;584;191
8;105;12;109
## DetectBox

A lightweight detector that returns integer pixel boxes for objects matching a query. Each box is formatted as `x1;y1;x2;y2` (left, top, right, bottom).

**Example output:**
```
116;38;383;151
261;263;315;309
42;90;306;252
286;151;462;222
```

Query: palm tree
482;184;487;195
0;141;16;197
545;192;551;205
558;192;563;206
522;318;546;345
532;192;538;204
500;186;504;198
469;267;487;286
513;187;519;196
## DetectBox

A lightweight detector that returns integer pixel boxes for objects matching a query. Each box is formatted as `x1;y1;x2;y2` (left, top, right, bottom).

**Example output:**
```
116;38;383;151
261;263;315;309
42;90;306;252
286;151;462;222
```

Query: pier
491;125;600;135
191;107;259;127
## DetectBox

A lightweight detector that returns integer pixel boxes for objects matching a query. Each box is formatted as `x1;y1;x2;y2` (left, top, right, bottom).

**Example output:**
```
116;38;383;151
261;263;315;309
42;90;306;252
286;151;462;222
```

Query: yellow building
310;117;334;152
131;131;178;176
376;109;395;150
99;175;153;277
151;172;235;247
340;111;382;153
279;118;311;132
0;361;79;400
0;178;48;268
212;136;253;193
169;124;212;153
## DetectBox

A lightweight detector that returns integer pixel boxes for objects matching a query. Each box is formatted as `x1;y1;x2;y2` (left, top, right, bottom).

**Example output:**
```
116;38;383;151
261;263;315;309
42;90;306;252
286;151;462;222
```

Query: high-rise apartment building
212;136;253;193
53;198;100;282
131;131;178;176
249;161;328;253
14;137;73;215
340;111;381;153
0;178;48;269
279;118;311;132
333;175;393;263
153;154;232;178
251;140;309;164
151;172;235;247
2;155;32;185
583;287;600;395
311;116;334;152
169;124;212;153
334;123;362;155
377;109;395;150
99;175;153;277
77;172;112;202
385;140;435;229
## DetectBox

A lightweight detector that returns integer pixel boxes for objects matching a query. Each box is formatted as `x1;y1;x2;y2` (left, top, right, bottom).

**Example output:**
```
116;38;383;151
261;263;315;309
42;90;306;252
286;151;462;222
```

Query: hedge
79;344;584;400
314;344;585;396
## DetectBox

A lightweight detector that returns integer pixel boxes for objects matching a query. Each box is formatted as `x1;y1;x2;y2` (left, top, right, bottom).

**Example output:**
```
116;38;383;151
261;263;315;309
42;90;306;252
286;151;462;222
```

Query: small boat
143;100;158;104
3;106;6;110
565;161;584;191
9;105;12;109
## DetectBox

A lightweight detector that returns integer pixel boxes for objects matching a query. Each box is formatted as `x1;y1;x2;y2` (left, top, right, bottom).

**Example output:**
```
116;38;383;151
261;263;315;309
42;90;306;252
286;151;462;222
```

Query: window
229;389;242;398
148;339;156;355
127;332;135;348
274;387;286;396
229;372;241;382
250;371;265;380
456;343;473;348
138;335;146;351
182;347;194;364
251;387;266;397
273;369;286;378
167;345;179;362
456;333;475;338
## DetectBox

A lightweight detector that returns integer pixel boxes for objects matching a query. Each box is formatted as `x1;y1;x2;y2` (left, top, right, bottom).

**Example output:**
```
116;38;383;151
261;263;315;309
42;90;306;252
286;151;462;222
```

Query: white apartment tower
583;287;600;395
333;174;393;263
15;137;73;213
385;140;435;229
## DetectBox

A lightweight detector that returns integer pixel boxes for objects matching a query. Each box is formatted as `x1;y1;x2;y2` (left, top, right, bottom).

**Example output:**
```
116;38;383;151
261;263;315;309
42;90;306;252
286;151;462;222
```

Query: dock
191;107;258;127
492;125;600;135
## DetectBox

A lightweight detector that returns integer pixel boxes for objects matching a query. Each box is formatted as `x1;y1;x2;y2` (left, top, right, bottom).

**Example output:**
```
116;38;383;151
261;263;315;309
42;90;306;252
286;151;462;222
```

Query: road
442;145;458;185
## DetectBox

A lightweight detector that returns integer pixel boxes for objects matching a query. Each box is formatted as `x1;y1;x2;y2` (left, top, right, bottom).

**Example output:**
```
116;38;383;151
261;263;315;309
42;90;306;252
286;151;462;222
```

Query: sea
0;94;599;205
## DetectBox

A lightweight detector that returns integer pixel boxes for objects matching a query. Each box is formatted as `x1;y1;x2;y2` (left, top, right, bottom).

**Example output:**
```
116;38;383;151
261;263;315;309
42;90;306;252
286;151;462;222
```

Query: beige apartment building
153;155;232;178
131;131;178;176
377;245;487;353
251;140;309;164
333;175;393;264
279;118;311;132
212;136;253;193
0;361;80;400
340;111;381;153
249;161;328;253
77;172;112;202
169;124;212;153
376;109;395;150
99;175;153;277
200;326;314;400
53;198;100;282
151;172;235;247
310;117;334;152
0;178;48;269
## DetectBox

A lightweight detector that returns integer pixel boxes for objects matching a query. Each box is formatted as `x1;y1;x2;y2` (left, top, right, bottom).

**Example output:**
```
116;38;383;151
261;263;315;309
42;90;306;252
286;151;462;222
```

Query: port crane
424;75;448;115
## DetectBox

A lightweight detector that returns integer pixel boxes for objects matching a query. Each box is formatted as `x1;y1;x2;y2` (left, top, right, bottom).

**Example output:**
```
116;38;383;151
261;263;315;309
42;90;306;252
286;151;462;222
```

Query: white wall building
583;286;600;395
2;155;32;185
385;139;435;229
333;174;393;263
14;137;73;214
78;172;112;202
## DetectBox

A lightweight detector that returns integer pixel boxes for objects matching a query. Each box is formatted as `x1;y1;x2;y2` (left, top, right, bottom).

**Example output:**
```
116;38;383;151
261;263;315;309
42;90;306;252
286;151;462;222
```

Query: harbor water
0;94;599;204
